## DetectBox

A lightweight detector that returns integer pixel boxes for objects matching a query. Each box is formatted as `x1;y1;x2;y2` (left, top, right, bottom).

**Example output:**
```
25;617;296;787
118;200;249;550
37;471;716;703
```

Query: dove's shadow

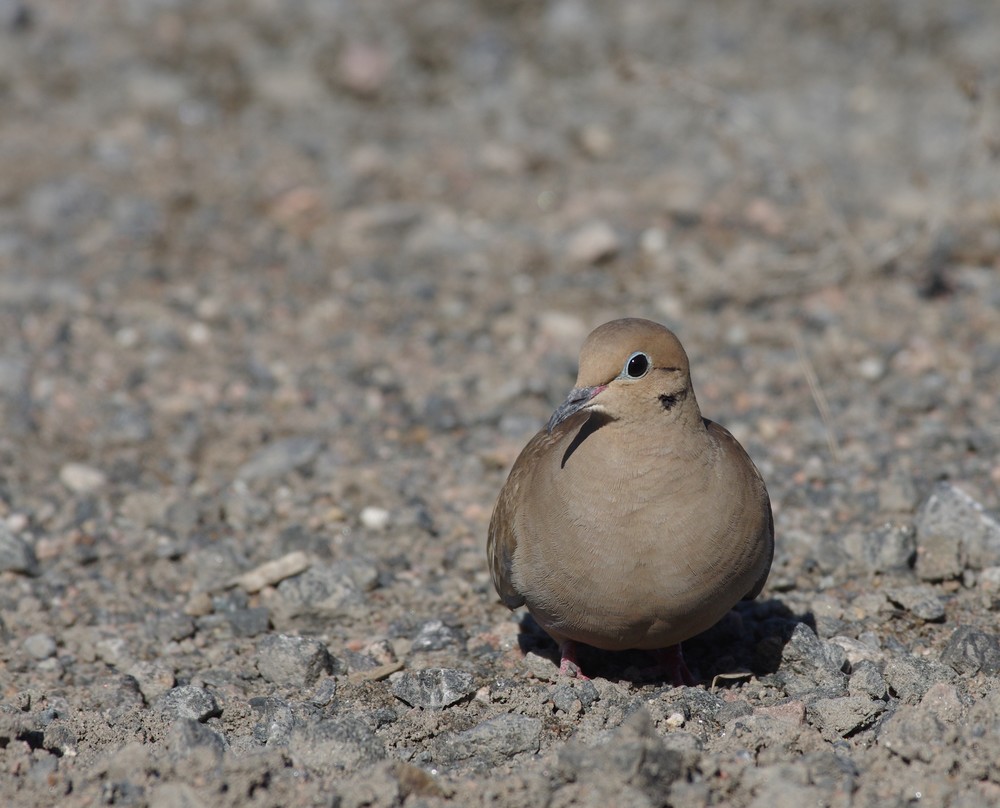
516;599;812;686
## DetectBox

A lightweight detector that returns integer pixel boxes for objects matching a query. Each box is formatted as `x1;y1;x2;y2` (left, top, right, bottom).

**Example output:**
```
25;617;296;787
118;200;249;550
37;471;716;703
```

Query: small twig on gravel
349;661;405;683
230;551;312;593
710;671;753;691
790;328;841;463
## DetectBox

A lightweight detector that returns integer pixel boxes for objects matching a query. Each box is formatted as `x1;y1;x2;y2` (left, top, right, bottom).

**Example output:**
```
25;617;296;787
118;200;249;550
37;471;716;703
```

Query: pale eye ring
624;351;651;379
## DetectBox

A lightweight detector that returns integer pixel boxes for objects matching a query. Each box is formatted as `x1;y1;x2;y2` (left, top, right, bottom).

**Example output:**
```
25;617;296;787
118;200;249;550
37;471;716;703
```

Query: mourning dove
488;318;773;683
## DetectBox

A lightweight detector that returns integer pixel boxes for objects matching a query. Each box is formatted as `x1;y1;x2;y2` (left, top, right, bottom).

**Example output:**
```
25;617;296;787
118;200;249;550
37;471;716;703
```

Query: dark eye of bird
625;352;650;378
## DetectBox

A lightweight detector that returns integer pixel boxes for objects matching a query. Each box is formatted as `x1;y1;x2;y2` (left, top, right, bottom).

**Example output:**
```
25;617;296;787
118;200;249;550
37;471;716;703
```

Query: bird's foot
558;640;590;679
655;644;696;687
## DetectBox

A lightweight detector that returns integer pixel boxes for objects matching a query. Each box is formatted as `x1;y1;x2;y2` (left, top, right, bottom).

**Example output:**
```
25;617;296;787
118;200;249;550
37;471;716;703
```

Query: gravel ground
2;1;1000;806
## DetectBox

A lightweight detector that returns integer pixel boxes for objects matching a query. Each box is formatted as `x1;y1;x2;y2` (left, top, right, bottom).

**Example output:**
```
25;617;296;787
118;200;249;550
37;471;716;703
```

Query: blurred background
2;0;998;566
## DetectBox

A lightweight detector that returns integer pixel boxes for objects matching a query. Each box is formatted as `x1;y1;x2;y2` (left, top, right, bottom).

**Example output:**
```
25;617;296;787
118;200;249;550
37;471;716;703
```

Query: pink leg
655;643;696;686
558;639;590;679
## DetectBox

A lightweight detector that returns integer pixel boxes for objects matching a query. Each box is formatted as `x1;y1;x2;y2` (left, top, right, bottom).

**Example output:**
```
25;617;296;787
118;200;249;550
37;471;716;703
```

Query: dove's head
546;318;702;433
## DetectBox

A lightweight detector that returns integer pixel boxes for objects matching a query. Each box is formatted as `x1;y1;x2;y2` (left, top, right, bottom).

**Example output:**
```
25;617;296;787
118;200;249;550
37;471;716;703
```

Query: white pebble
565;220;620;265
187;322;211;345
360;506;391;530
59;463;107;494
640;227;668;255
857;356;886;380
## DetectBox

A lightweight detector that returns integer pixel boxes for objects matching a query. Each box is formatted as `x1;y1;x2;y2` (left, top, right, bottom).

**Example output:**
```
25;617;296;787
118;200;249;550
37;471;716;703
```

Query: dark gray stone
256;634;340;687
307;677;339;708
389;668;476;709
884;586;946;622
0;522;39;576
226;607;271;638
288;717;385;773
941;626;1000;676
157;686;221;722
438;712;542;764
773;622;849;696
782;623;847;672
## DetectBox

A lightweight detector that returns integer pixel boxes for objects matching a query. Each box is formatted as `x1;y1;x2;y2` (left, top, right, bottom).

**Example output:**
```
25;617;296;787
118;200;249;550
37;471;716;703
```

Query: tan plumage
488;318;773;681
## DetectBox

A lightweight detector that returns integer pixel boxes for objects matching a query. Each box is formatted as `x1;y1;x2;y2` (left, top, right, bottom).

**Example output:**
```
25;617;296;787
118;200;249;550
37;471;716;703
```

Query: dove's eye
624;352;650;379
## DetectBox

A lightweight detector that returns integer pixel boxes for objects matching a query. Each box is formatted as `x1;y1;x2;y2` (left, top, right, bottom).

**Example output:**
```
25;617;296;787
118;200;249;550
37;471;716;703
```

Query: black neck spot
659;389;687;411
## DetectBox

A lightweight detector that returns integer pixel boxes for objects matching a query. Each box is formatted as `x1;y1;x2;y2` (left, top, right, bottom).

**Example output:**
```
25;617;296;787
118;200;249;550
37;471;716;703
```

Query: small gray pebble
226;607;271;638
782;623;844;672
237;436;323;482
389;668;475;709
843;524;915;573
915;529;964;582
848;660;888;700
0;522;39;576
884;586;946;622
774;623;849;695
94;675;145;716
941;625;1000;676
167;718;228;764
248;696;295;746
551;684;582;713
221;483;273;529
157;685;221;722
917;483;1000;571
42;721;78;756
308;677;339;708
256;634;340;688
152;613;197;644
128;661;176;703
411;619;464;652
551;679;599;713
22;633;56;660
